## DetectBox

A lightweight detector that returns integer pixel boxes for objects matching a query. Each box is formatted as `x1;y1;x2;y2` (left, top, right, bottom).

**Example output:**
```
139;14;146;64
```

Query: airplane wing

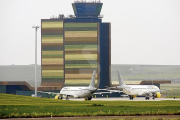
94;89;122;94
159;89;172;93
107;90;122;93
105;86;125;90
94;92;111;95
38;91;78;98
61;94;77;98
105;87;117;89
98;88;123;92
38;91;60;95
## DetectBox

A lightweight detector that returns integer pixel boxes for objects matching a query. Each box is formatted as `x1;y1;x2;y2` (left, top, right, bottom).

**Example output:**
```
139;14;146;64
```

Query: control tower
72;1;102;18
41;0;111;89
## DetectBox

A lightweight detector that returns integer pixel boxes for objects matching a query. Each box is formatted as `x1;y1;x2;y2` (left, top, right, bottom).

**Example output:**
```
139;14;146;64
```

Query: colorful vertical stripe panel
64;23;99;86
41;20;64;84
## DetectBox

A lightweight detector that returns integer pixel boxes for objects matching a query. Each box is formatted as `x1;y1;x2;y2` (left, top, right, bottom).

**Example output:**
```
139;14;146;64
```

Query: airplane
108;71;171;100
38;70;99;101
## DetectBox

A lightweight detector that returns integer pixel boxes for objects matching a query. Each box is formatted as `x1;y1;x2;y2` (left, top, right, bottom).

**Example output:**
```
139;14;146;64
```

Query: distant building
41;1;111;88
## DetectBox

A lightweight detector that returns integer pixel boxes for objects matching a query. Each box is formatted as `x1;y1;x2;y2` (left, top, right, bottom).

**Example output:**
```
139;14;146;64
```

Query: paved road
69;97;180;101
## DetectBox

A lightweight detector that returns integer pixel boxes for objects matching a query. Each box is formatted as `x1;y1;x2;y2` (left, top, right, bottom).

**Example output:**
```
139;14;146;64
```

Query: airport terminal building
41;1;111;89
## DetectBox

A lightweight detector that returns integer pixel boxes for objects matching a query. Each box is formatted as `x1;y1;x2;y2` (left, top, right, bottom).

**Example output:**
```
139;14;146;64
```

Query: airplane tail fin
118;71;126;86
89;70;96;88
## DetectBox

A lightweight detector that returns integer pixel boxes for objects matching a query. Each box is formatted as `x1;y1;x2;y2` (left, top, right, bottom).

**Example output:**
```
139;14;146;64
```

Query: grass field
0;94;180;119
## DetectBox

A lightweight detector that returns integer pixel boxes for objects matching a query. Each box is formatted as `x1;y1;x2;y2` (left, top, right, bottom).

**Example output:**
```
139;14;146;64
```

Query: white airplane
39;70;98;100
109;71;171;100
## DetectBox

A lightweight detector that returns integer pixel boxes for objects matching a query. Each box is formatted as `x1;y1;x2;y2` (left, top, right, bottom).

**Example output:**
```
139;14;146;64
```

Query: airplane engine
155;92;161;98
87;96;92;100
132;95;137;98
84;96;92;101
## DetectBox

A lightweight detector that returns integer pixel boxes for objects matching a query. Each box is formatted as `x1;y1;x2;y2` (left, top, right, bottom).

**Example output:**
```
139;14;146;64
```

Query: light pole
32;25;39;97
152;75;154;85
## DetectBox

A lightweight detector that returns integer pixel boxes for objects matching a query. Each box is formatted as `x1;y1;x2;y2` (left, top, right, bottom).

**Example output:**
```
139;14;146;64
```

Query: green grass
165;96;180;98
0;94;180;118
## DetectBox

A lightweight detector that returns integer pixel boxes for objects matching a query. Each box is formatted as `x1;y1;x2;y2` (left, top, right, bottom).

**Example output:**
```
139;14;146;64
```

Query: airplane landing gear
129;95;133;100
145;96;150;100
152;94;155;100
84;96;92;101
58;96;63;100
87;96;92;100
66;95;70;100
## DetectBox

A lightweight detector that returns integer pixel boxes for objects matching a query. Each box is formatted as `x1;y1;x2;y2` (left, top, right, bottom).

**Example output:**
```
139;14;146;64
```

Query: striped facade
41;3;111;88
41;19;64;86
64;23;99;86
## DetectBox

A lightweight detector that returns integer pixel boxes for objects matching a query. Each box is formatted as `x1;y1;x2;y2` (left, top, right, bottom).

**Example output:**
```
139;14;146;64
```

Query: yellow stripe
64;80;98;84
65;54;97;60
42;22;63;28
42;51;63;55
42;58;63;65
42;70;63;76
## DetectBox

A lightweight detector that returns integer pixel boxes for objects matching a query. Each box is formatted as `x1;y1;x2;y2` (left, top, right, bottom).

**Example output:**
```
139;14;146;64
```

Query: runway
69;97;180;101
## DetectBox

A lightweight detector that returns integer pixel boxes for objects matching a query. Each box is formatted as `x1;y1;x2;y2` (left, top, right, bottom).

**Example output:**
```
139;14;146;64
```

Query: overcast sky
0;0;180;65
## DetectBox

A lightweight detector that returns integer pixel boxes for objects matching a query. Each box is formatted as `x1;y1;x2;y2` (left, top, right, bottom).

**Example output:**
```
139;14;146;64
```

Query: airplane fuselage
122;85;159;96
60;87;96;98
